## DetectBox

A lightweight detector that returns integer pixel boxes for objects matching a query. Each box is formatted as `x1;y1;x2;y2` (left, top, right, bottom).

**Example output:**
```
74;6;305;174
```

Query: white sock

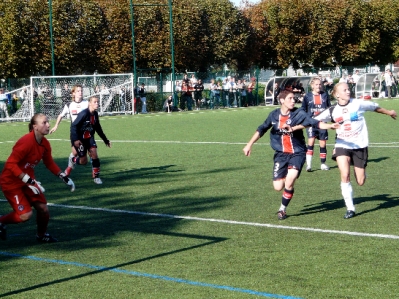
306;155;312;167
341;182;355;211
279;204;286;211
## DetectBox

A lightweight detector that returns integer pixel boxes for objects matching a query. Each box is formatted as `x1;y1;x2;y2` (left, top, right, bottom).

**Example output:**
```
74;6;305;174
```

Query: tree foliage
0;0;399;78
246;0;399;68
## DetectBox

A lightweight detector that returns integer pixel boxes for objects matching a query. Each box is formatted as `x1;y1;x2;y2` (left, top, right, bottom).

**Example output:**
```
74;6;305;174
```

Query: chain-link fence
1;64;397;121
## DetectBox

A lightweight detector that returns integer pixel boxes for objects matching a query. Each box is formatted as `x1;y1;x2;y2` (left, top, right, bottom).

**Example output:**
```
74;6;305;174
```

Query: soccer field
1;102;399;299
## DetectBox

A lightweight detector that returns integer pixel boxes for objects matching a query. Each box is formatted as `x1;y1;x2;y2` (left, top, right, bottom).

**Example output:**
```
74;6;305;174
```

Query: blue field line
0;251;303;299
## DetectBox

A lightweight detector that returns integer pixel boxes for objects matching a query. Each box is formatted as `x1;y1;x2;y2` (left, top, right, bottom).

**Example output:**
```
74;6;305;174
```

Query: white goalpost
30;73;134;120
0;73;135;122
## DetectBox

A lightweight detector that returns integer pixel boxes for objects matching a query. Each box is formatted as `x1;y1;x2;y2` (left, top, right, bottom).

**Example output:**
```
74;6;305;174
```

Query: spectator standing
138;83;147;113
236;79;245;107
209;79;220;109
193;79;204;110
223;78;230;107
61;84;71;107
175;80;182;92
11;93;18;114
324;74;334;94
384;69;393;98
247;78;256;106
268;82;281;105
180;81;193;111
19;87;28;103
0;88;9;119
190;74;198;86
228;77;237;107
352;70;361;85
241;79;248;106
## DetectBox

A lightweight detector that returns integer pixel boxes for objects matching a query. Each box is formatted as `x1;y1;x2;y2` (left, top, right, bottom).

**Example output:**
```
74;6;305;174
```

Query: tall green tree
52;0;108;74
0;0;51;78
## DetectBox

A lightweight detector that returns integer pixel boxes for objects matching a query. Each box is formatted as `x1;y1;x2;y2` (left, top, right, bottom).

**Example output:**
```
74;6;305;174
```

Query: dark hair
29;113;45;132
277;90;293;102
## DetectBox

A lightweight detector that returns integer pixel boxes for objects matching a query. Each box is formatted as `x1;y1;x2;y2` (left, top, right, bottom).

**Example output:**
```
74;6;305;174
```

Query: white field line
1;139;397;147
1;199;397;240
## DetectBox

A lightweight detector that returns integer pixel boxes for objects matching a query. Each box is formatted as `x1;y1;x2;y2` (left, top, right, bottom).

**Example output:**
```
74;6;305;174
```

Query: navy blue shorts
273;152;306;180
73;137;97;157
306;127;328;140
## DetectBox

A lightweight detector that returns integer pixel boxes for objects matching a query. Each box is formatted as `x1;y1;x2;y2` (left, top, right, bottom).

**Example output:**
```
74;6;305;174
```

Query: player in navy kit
243;91;339;220
70;96;111;184
301;77;331;171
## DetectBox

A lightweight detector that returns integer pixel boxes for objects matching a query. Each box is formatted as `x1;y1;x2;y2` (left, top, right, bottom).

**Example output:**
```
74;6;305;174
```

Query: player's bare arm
243;131;260;156
49;114;64;134
375;107;397;120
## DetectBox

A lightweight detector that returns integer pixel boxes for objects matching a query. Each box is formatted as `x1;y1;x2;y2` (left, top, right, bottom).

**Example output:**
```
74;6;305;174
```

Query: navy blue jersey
70;108;108;143
257;108;321;153
301;91;331;117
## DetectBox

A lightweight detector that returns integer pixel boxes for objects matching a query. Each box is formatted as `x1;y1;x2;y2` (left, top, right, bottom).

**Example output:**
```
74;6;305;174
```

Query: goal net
30;73;134;119
1;86;33;122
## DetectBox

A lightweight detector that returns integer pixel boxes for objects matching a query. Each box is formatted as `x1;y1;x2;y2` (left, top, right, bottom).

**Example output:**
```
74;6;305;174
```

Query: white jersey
60;100;88;123
315;98;378;149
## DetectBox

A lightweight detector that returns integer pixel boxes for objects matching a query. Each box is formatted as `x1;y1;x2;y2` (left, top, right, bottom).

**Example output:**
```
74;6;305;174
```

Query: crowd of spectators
172;74;257;111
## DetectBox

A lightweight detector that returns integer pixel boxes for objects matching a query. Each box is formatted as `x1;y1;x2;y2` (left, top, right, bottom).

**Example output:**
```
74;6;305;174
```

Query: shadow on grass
368;156;390;163
306;156;389;173
0;229;227;298
292;193;399;217
0;155;241;282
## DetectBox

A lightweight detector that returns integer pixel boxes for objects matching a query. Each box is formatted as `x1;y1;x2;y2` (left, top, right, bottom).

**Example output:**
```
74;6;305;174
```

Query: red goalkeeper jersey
0;131;60;191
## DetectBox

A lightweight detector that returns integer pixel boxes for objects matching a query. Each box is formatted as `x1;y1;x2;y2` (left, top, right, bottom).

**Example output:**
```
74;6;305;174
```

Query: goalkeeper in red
0;113;75;242
70;96;111;184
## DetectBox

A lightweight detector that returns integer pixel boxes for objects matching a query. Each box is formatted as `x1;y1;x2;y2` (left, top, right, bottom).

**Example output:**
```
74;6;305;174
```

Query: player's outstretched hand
59;172;75;192
105;140;112;148
390;110;397;120
49;126;57;134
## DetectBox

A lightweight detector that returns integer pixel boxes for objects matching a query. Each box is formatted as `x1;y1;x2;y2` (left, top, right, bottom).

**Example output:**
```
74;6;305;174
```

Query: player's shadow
368;156;390;163
291;193;399;217
307;156;390;172
0;228;228;298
